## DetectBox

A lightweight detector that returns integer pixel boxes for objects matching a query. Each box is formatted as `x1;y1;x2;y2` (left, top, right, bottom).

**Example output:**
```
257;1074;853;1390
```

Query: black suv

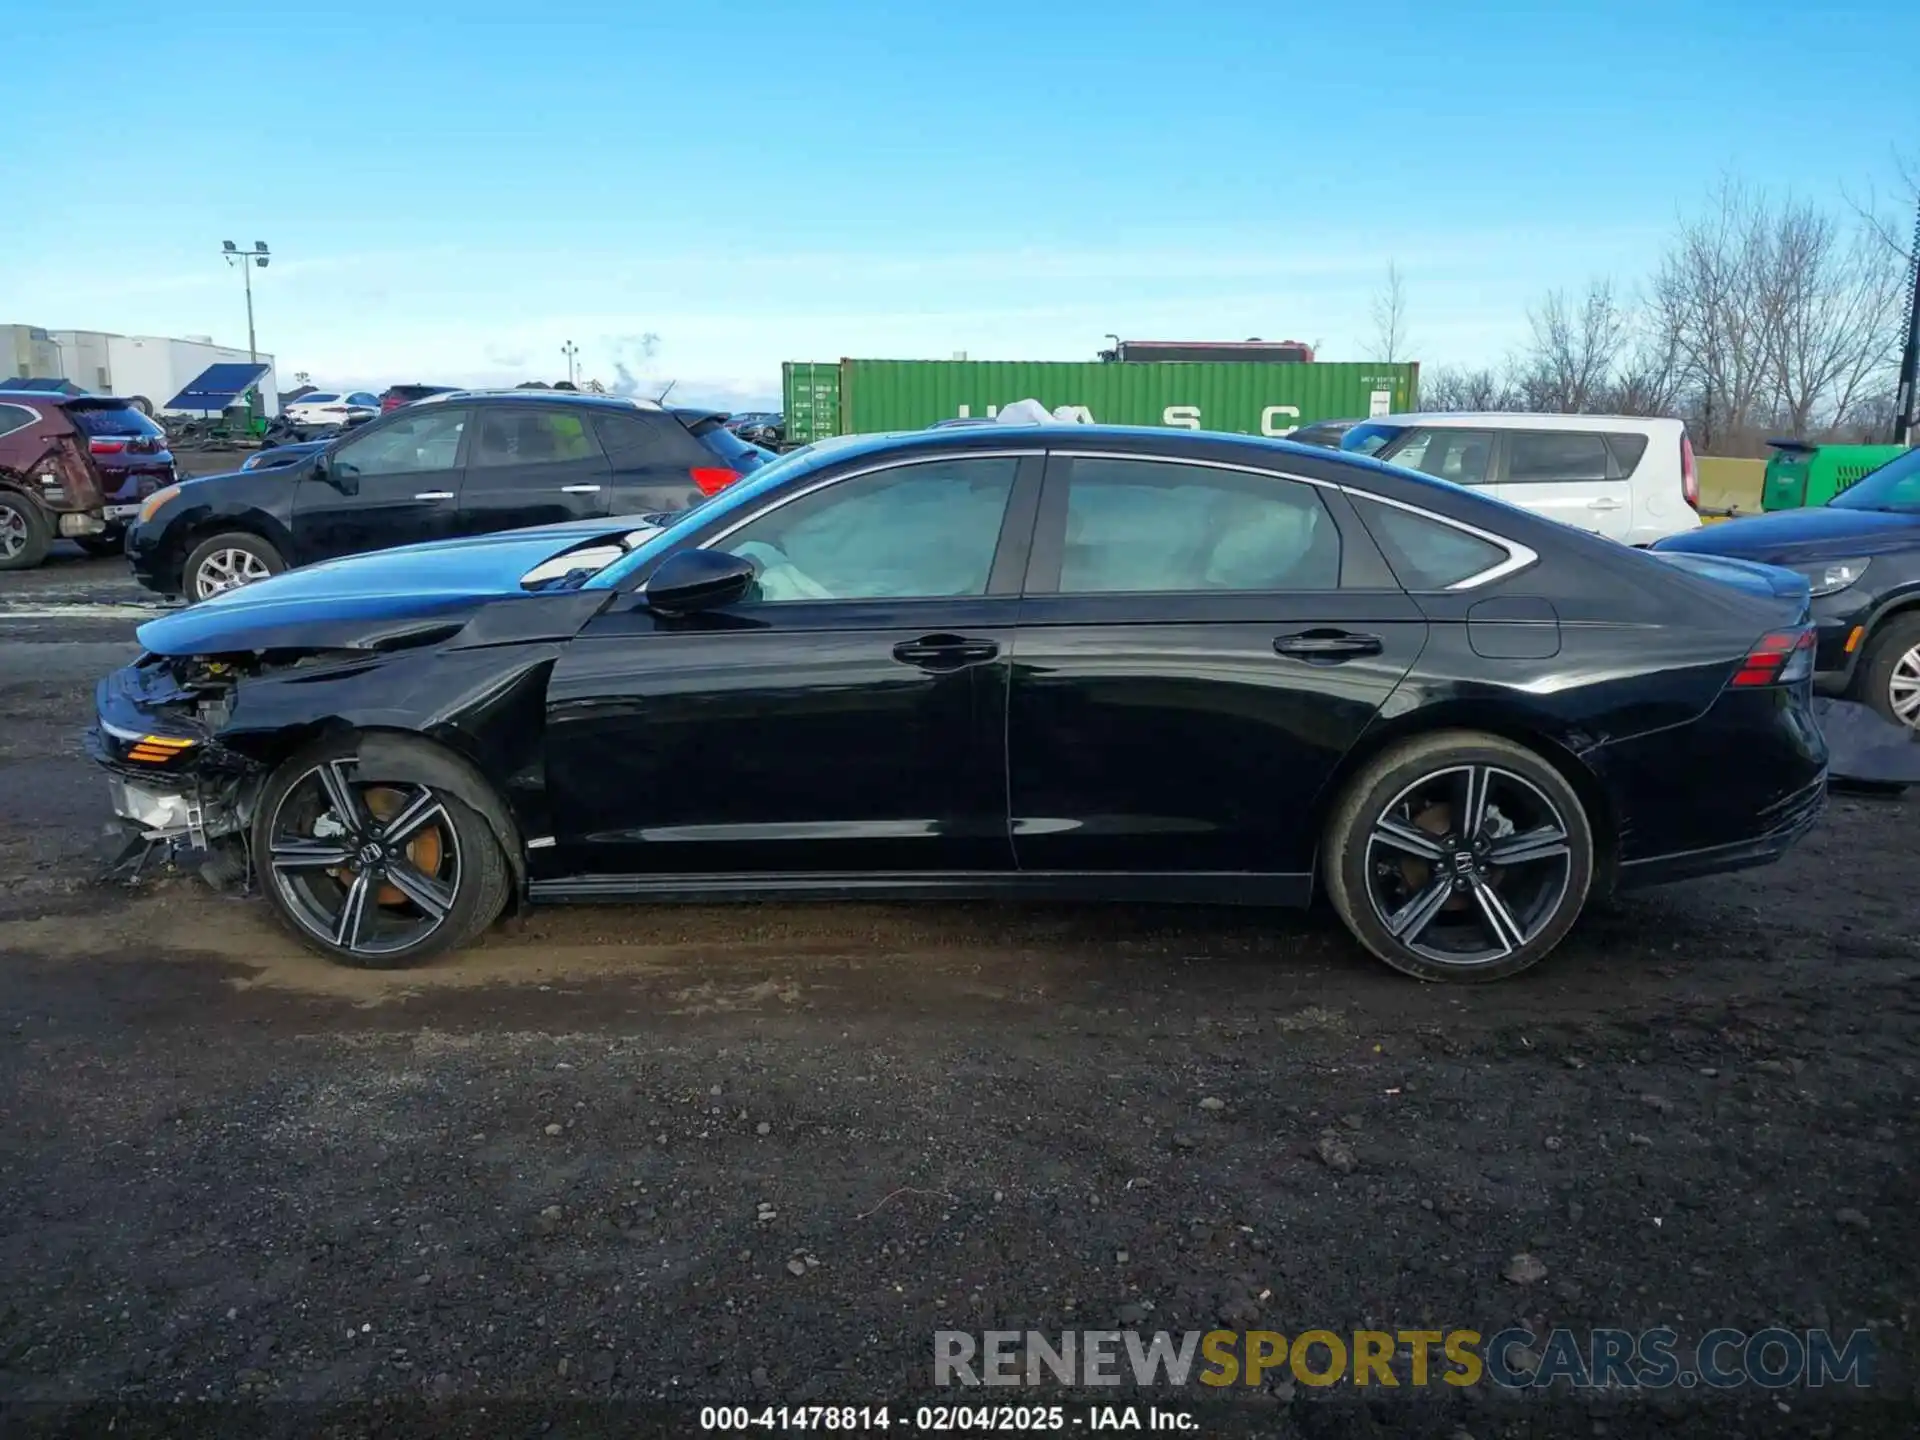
126;392;769;600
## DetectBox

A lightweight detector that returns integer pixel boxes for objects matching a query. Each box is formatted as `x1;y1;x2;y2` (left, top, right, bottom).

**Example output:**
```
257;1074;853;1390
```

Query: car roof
1369;411;1681;432
411;389;665;411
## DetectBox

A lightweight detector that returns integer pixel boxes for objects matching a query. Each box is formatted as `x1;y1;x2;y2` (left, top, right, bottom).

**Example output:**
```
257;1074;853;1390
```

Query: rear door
1006;452;1429;884
1492;429;1632;541
292;405;470;564
454;404;615;536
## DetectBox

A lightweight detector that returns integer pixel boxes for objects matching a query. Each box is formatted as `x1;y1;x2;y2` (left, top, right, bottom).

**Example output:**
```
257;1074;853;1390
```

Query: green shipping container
782;359;1419;444
1761;440;1910;510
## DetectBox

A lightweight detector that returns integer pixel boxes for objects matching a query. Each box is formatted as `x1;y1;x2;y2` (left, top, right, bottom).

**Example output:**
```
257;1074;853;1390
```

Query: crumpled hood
136;516;653;656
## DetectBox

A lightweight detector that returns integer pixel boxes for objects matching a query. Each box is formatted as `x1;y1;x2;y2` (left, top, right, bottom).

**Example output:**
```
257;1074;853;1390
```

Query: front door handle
413;490;455;501
892;634;1001;671
561;484;602;494
1274;630;1383;662
1587;497;1624;511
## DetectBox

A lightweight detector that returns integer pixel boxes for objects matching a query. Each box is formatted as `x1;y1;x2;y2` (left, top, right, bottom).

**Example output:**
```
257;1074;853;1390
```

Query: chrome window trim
1337;487;1539;590
688;444;1534;596
0;402;39;441
1045;448;1536;592
694;449;1041;551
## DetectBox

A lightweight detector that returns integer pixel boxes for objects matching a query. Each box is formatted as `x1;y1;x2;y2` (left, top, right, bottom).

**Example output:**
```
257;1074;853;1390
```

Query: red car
0;392;135;569
379;383;458;412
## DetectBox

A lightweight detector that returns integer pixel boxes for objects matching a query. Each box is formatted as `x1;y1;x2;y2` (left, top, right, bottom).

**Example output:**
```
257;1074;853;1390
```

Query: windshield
1829;447;1920;513
583;439;849;590
1340;421;1406;457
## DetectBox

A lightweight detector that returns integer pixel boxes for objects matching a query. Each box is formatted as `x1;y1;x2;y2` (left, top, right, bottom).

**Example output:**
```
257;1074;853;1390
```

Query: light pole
560;339;580;387
220;241;271;364
1894;196;1920;446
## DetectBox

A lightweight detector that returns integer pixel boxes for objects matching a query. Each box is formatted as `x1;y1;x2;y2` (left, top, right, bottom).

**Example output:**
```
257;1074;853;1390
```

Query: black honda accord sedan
88;425;1828;982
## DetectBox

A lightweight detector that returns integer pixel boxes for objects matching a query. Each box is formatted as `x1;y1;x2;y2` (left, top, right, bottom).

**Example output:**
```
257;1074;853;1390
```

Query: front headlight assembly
1799;558;1870;597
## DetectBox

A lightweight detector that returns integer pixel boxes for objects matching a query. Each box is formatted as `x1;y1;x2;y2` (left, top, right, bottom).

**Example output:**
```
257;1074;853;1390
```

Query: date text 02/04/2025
698;1404;1196;1431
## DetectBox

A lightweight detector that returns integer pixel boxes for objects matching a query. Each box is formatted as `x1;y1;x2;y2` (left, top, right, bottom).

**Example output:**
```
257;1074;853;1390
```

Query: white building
2;323;280;416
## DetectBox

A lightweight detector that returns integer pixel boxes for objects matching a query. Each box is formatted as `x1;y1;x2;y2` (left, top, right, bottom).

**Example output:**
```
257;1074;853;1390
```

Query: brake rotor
327;786;443;908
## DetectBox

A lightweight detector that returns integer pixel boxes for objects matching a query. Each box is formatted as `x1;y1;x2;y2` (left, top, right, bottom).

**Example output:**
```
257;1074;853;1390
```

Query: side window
592;411;689;467
1604;432;1649;477
1356;498;1511;590
1506;431;1611;484
332;407;469;477
471;409;603;469
0;403;37;439
1057;457;1339;593
1383;429;1494;486
715;457;1019;602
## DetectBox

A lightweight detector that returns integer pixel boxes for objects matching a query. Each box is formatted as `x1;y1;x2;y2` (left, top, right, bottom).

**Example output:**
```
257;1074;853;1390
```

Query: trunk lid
1650;550;1811;622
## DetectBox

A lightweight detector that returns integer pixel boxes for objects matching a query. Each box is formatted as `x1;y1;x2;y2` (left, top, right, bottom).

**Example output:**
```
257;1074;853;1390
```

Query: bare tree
1368;261;1409;363
1421;365;1517;412
1652;180;1778;450
1759;203;1904;437
1513;280;1629;413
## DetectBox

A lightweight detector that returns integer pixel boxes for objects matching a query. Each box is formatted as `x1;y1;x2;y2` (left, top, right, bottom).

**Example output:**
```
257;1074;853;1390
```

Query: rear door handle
561;484;602;494
892;634;1001;670
1587;497;1624;510
1274;630;1383;661
413;490;455;501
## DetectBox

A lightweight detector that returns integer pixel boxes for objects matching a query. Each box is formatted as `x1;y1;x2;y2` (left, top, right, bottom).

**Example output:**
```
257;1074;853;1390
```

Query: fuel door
1467;595;1561;660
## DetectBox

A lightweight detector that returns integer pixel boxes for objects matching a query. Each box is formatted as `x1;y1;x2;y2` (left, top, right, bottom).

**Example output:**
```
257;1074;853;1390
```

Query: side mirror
642;549;755;616
312;452;358;495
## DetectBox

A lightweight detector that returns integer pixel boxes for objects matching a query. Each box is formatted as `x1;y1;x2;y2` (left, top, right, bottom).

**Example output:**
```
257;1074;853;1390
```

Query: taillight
1731;627;1815;687
89;439;126;454
1680;433;1698;510
691;466;740;496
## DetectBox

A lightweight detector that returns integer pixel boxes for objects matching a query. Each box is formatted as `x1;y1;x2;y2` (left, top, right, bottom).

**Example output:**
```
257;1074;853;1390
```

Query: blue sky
4;0;1913;408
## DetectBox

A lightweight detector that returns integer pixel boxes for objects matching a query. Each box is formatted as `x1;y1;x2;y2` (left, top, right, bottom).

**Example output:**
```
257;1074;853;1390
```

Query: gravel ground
0;556;1916;1438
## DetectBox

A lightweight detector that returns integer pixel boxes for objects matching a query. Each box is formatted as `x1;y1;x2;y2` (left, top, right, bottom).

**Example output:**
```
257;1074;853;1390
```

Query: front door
1008;453;1429;878
1493;428;1633;541
543;452;1042;877
455;404;615;536
292;405;470;565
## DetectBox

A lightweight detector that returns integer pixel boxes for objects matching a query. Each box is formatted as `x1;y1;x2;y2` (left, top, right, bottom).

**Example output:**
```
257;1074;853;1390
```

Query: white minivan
1341;412;1702;545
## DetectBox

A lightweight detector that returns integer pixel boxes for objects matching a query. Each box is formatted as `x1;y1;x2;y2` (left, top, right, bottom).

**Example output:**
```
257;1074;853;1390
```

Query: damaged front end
87;652;265;887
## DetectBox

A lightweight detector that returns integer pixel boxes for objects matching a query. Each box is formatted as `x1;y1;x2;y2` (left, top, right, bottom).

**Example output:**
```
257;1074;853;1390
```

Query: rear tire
0;491;51;571
1855;614;1920;732
184;531;284;600
253;734;511;969
1324;730;1595;983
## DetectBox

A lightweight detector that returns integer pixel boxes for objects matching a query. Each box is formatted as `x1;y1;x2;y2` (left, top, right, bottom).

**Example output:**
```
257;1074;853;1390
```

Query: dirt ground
1;555;1916;1437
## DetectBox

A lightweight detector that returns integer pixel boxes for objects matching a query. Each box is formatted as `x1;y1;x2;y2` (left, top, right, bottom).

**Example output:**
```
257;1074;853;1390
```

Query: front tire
185;531;284;600
1856;614;1920;732
253;736;511;969
1324;731;1595;982
0;492;51;571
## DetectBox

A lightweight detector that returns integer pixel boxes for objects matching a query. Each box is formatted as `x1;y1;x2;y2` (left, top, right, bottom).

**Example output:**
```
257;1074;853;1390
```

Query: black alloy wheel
254;739;510;967
1325;732;1595;982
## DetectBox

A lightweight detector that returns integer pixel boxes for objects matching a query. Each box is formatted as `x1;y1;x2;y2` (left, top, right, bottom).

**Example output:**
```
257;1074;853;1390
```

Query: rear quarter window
0;402;38;439
1355;498;1511;590
1604;432;1649;475
592;411;704;466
